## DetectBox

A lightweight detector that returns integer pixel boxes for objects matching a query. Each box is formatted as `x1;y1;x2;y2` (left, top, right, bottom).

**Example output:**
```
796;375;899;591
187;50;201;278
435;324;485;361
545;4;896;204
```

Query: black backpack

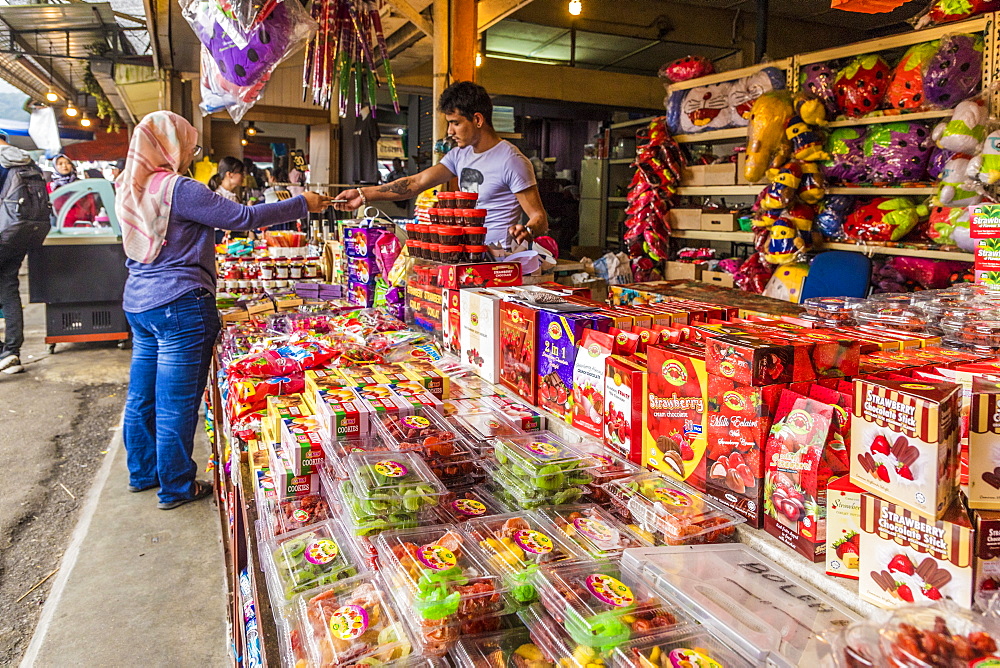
0;162;52;248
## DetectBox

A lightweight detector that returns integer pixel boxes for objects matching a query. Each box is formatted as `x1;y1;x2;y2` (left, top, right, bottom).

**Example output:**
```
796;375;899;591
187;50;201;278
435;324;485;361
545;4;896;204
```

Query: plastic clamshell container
435;487;510;524
620;544;862;668
344;451;447;502
374;525;510;630
493;432;599;488
568;442;642;504
601;474;743;545
374;407;481;482
802;296;865;320
609;629;755;668
536;504;653;559
482;459;589;509
294;573;415;668
265;488;334;538
879;607;1000;668
451;627;557;668
262;520;365;603
452;410;526;443
853;303;928;332
319;437;389;481
334;475;443;539
463;511;588;606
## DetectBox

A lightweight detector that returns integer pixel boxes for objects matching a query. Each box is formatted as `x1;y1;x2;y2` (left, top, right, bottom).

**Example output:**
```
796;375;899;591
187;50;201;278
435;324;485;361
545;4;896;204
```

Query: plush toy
933;98;988;154
674;82;733;133
927;205;964;244
834;54;891;118
798;162;827;204
936;156;983;206
887;41;939;110
728;67;787;127
762;215;807;265
763;263;810;303
785;114;829;162
761;162;802;210
927;145;955;180
863;121;933;183
786;202;817;232
918;0;1000;27
658;56;715;83
815;196;855;240
734;253;774;293
923;33;984;108
799;63;838;118
886;256;973;289
743;91;794;183
843;197;929;241
823;127;868;183
951;209;975;251
966;130;1000;189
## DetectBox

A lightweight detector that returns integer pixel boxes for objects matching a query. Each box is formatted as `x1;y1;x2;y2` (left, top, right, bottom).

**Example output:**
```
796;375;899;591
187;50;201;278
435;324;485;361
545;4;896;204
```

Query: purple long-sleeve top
123;177;308;313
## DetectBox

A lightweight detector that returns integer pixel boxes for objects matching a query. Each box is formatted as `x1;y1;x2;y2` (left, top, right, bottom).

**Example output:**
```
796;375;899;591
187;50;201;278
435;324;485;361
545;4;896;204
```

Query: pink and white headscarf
115;111;199;264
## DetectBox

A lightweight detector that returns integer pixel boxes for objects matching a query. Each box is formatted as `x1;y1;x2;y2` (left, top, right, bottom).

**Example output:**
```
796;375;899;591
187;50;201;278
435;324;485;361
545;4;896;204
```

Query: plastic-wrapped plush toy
933;98;988;154
843;197;929;241
786;114;829;162
786;202;817;233
760;162;802;210
815;195;855;239
799;63;838;118
915;0;1000;27
886;41;938;110
927;145;955;180
669;82;733;134
763;263;809;303
936;156;983;206
823;127;867;183
922;33;984;109
658;56;715;83
735;253;774;293
834;54;891;118
927;204;965;244
798;162;827;204
727;67;787;127
863;121;933;183
743;90;794;183
966;129;1000;189
762;215;807;265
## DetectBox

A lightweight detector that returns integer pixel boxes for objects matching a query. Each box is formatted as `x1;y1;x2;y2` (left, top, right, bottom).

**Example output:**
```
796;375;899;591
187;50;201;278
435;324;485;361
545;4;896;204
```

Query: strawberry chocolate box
850;379;961;519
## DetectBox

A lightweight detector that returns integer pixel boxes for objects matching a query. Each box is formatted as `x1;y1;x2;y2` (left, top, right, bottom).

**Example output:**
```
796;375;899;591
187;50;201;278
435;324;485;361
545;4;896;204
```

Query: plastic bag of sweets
228;340;339;378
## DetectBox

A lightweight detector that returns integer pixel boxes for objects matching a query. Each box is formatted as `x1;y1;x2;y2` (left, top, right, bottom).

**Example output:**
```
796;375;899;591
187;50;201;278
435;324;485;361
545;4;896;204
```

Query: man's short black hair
438;81;493;127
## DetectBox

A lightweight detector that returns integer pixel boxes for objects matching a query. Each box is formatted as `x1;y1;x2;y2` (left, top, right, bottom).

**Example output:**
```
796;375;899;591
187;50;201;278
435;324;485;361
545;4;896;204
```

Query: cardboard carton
459;289;503;383
826;476;864;580
604;355;647;463
499;301;540;404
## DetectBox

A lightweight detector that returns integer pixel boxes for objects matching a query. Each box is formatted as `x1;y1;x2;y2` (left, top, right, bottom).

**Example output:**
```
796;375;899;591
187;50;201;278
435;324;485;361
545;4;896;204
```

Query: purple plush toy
922;33;984;109
823;127;867;183
799;62;838;118
926;145;956;180
863;121;933;183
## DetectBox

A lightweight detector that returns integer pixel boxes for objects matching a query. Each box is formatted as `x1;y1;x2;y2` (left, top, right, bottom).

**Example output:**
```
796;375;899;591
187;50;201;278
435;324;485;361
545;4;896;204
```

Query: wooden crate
669;208;703;230
701;270;735;288
701;212;737;232
665;261;704;281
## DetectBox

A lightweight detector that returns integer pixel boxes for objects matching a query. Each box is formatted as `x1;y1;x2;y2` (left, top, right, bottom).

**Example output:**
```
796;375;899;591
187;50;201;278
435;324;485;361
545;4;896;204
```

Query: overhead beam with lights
478;0;537;33
384;0;433;38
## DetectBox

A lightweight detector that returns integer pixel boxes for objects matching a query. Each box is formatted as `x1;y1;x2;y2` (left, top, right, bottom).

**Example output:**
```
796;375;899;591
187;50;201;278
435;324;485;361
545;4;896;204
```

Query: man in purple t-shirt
335;82;548;246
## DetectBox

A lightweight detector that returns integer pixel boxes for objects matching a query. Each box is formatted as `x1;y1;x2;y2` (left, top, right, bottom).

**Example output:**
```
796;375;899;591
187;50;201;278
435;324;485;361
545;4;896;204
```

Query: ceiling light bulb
246;125;256;136
475;52;483;67
45;91;58;103
80;115;91;127
241;138;248;146
396;127;405;135
568;0;582;16
65;104;78;117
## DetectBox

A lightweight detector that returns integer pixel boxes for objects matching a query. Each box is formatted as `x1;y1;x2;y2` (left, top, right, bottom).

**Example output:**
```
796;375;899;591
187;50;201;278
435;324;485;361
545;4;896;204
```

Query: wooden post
431;0;449;159
450;0;477;83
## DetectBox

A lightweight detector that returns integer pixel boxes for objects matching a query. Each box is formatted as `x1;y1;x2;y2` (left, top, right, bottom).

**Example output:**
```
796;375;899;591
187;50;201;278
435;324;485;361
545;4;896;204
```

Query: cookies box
314;386;372;440
850;379;960;519
604;355;647;464
499;301;540;404
442;262;521;289
859;493;974;609
705;376;785;528
481;394;545;432
537;311;609;422
826;476;864;580
969;378;1000;510
571;329;615;439
643;344;708;491
459;289;503;383
442;288;461;355
279;417;326;475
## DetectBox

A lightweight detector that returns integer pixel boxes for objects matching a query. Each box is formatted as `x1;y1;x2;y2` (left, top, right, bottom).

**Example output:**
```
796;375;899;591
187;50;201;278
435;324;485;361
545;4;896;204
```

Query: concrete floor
3;263;230;667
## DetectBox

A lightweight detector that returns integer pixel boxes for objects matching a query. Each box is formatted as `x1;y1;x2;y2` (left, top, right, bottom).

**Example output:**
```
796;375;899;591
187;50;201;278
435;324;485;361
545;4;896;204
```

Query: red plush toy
834;55;891;118
658;56;715;83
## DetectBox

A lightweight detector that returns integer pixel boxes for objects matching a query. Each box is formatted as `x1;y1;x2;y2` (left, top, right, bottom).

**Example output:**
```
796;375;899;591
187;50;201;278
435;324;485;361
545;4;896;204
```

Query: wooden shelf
827;186;936;195
677;185;761;195
674;127;747;144
609;157;634;164
609;116;656;130
608;197;629;203
666;58;793;93
671;229;973;260
826;109;952;128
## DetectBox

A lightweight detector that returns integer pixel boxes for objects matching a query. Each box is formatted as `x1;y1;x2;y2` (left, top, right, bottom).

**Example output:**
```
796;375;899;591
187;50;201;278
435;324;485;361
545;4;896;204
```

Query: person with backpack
0;130;52;375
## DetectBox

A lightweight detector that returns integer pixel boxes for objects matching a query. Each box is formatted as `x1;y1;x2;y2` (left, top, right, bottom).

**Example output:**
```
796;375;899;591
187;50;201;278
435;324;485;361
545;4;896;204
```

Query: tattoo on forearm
376;177;415;197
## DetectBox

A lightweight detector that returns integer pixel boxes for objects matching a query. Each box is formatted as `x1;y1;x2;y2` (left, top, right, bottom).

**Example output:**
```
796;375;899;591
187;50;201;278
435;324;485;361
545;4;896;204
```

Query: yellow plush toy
744;90;794;184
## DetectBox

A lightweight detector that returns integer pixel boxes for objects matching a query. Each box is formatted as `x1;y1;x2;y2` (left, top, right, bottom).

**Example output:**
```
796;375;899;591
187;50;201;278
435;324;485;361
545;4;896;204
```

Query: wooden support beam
450;0;476;83
384;0;433;38
478;0;535;33
431;0;448;153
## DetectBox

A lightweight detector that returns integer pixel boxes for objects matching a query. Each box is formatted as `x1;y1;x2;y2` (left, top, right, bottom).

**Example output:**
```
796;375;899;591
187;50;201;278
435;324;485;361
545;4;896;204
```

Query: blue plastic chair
799;250;872;300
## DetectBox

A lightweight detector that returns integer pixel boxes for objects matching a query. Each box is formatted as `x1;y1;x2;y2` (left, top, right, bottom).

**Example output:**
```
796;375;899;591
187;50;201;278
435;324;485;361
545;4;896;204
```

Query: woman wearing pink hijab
116;111;332;509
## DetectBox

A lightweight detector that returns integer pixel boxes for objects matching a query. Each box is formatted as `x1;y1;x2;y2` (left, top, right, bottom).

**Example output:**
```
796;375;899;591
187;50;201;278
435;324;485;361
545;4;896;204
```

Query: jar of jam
289;257;303;280
464;244;491;262
437;191;456;209
259;259;275;280
406;239;419;258
242;260;260;280
428;242;442;262
220;257;241;280
304;256;320;279
406;223;417;240
455;192;478;209
439;244;464;264
463;209;487;226
274;258;289;280
439;226;464;247
412;240;425;259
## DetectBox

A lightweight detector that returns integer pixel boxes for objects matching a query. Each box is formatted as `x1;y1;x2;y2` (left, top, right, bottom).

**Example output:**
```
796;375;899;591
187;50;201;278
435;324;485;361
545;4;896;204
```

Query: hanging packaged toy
658;55;714;83
886;41;938;110
198;45;267;120
727;67;787;127
744;90;794;183
786;113;829;162
834;55;891;118
933;98;988;154
815;195;855;240
761;162;802;210
799;162;827;204
936;156;983;207
922;33;984;109
843;197;929;242
799;62;838;118
863;121;934;183
966;130;1000;191
823;127;868;183
762;214;808;265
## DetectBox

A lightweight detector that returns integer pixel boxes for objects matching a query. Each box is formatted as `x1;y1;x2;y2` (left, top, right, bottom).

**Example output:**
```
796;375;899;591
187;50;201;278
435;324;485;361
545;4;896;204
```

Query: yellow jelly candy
516;644;544;661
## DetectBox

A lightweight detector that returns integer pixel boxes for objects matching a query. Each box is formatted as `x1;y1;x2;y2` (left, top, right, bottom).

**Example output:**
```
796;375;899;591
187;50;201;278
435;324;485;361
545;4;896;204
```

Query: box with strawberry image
603;355;646;464
499;302;540;404
642;344;708;491
762;390;846;561
442;262;522;289
459;289;502;384
536;311;608;422
826;476;864;580
850;379;961;519
859;493;974;610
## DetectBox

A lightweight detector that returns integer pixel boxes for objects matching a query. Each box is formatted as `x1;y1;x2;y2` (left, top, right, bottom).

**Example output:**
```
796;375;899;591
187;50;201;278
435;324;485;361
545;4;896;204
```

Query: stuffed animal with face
923;32;984;108
743;91;794;183
760;162;802;210
936;156;983;207
966;130;1000;188
798;161;827;204
933;98;988;154
728;67;787;127
676;82;733;134
834;54;891;118
786;115;830;162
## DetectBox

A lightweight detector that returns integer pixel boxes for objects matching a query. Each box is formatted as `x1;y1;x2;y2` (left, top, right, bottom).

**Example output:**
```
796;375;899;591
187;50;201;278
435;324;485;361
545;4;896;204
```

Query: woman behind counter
208;155;245;203
48;153;99;227
116;111;332;510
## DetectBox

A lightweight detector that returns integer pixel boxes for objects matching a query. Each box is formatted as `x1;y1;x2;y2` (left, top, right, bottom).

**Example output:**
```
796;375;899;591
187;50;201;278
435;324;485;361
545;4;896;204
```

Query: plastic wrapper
198;45;266;120
854;302;929;332
293;574;413;668
375;526;509;654
933;98;988;154
465;512;587;606
916;0;1000;26
451;410;525;446
760;162;801;210
728;67;787;127
887;41;939;110
538;505;652;560
824;127;868;183
569;442;642;505
452;627;555;668
216;0;278;35
227;374;304;418
262;520;366;603
373;408;480;484
265;491;332;539
657;55;714;83
734;252;774;294
936;156;983;207
610;630;754;668
799;161;827;204
843;197;929;242
923;33;984;109
435;488;509;524
229;340;339;378
816;195;855;240
803;297;866;324
337;453;446;537
863;121;933;183
743;90;794;183
489;432;599;508
927;145;954;180
834;55;891;118
799;62;838;118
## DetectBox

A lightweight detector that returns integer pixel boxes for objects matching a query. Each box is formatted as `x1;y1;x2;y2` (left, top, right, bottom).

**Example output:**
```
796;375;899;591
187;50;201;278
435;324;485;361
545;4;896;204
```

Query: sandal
128;483;159;493
158;480;213;510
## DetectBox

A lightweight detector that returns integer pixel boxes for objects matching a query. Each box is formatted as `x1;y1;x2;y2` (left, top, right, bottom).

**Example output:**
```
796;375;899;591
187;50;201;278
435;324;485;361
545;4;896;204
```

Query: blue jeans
123;288;220;503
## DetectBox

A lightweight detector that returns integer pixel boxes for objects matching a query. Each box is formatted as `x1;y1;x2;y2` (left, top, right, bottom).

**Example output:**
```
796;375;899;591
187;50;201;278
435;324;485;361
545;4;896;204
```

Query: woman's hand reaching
302;191;334;213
